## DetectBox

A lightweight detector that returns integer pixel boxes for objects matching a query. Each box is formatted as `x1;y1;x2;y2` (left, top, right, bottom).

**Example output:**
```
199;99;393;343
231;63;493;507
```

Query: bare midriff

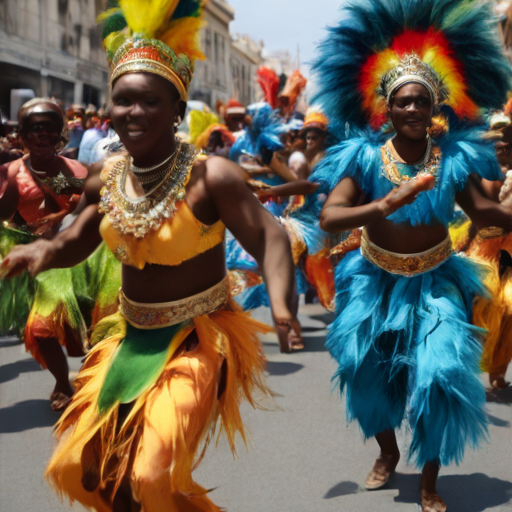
121;243;227;304
365;217;449;254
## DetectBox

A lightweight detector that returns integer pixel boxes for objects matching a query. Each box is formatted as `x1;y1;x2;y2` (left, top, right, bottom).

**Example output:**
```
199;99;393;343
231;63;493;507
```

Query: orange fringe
46;298;272;511
469;236;512;373
24;306;86;368
305;249;336;312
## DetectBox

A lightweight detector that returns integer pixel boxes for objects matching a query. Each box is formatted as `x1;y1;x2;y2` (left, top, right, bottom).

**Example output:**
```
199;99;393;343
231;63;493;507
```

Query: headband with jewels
380;54;447;107
98;0;205;101
312;0;511;133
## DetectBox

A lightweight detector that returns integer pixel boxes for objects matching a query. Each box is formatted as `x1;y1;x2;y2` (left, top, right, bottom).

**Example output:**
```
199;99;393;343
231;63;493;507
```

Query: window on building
83;84;101;108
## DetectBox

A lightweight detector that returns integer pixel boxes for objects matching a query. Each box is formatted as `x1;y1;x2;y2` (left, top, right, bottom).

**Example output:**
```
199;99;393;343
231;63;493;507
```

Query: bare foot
421;490;447;512
365;452;400;490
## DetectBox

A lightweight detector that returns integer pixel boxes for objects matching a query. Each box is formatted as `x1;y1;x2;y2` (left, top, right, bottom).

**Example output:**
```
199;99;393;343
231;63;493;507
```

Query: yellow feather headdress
98;0;205;100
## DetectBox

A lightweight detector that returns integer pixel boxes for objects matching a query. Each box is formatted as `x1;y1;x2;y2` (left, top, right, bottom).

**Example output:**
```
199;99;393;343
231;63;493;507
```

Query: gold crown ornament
110;37;193;100
380;53;446;106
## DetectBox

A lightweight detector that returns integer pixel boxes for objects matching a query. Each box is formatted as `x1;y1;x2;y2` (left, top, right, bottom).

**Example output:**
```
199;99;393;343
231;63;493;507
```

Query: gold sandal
421;491;447;512
50;392;72;411
365;454;398;490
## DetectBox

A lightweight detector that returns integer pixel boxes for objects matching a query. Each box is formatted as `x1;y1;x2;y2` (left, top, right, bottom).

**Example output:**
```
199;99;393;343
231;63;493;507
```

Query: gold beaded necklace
380;137;441;186
99;142;197;238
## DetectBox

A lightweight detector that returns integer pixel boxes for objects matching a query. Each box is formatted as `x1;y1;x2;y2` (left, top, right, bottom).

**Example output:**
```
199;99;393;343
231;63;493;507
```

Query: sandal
421;490;447;512
365;454;399;490
288;331;305;351
50;392;72;411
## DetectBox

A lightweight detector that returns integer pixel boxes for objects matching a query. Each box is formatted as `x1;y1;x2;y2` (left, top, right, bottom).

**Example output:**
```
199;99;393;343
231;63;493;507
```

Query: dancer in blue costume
310;1;512;510
229;102;299;216
227;103;332;319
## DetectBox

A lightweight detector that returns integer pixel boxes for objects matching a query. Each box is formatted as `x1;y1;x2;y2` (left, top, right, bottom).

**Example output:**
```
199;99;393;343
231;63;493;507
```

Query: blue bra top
311;125;503;227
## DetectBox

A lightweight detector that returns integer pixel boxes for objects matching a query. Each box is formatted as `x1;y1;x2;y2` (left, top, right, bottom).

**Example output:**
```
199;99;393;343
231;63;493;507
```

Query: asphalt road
0;305;511;512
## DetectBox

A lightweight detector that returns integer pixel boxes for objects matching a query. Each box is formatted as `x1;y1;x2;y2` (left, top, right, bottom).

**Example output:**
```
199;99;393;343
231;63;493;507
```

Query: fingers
274;316;303;353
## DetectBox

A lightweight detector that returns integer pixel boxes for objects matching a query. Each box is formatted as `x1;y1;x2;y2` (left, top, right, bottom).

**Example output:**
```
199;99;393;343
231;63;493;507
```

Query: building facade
0;0;268;120
190;0;263;109
230;34;263;107
190;0;235;108
0;0;110;119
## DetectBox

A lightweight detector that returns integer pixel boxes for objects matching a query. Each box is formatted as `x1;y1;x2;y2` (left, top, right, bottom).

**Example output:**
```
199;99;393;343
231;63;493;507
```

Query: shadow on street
486;387;512;405
300;335;329;353
0;399;58;433
0;358;41;385
324;473;512;512
265;361;304;376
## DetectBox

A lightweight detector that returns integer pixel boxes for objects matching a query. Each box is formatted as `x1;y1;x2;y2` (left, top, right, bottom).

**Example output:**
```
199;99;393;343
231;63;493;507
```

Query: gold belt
360;233;453;277
119;277;230;329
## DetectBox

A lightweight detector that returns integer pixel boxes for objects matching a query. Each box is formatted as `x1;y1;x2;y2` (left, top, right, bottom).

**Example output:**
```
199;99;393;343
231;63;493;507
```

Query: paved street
1;304;511;512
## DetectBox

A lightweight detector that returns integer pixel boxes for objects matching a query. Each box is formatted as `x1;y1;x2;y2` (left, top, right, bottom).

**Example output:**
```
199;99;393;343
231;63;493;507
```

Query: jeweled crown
111;37;192;100
380;53;446;106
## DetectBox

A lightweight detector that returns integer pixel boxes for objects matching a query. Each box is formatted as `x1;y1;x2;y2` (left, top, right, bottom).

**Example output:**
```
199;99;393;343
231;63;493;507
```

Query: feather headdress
303;109;329;133
98;0;205;99
256;67;281;109
229;102;287;163
313;0;511;132
279;70;307;115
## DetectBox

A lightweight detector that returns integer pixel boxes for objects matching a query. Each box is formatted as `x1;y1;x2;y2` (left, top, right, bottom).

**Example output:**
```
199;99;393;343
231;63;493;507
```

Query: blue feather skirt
329;250;490;468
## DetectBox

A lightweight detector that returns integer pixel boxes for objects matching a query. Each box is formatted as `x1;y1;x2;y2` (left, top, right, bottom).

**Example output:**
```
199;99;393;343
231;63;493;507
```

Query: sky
228;0;345;76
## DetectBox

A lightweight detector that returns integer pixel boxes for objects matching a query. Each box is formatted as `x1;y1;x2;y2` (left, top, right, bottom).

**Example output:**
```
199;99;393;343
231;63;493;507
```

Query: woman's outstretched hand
0;240;54;278
380;174;435;217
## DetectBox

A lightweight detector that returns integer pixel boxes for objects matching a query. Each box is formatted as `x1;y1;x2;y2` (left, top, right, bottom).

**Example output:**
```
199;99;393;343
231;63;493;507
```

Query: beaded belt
119;277;230;329
361;232;453;277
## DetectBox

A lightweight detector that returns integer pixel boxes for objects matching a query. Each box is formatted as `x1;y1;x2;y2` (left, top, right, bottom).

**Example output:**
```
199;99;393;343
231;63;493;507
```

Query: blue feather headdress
312;0;511;134
229;102;291;164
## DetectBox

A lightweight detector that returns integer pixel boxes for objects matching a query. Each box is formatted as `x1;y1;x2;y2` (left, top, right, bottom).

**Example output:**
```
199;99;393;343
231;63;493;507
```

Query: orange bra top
99;147;225;270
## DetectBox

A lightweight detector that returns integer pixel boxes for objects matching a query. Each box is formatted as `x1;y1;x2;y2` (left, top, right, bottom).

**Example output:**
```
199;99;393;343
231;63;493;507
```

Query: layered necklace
381;136;441;187
99;142;197;238
24;157;85;195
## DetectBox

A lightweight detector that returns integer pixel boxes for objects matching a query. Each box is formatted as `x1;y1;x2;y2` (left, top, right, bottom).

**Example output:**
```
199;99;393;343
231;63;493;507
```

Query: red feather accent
256;67;280;109
358;28;479;129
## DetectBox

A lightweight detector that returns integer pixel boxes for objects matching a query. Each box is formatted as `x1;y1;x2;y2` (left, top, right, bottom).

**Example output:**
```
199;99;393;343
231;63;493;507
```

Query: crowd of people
1;0;512;511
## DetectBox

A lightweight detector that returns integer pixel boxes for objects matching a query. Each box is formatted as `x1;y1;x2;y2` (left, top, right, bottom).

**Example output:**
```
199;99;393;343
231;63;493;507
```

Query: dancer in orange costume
3;1;299;510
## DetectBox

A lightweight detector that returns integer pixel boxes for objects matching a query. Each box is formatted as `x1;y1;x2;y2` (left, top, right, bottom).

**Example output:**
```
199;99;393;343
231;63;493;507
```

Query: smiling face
111;73;183;161
21;114;61;160
389;83;433;141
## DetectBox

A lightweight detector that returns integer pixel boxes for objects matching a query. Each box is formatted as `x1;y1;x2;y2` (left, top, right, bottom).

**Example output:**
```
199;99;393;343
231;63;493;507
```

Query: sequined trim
361;232;452;277
39;173;85;195
381;140;442;187
477;227;507;240
119;277;230;329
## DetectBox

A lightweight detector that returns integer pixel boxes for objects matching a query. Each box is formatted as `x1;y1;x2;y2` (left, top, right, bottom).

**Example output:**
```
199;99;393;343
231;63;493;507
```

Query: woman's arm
0;162;20;221
205;157;300;353
1;162;105;277
269;154;299;182
480;178;504;203
320;175;435;233
456;176;512;231
258;180;319;199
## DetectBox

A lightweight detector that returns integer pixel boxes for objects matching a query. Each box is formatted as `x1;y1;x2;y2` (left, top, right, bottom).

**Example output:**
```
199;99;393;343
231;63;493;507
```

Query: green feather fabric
0;226;37;336
99;8;128;41
171;0;203;20
85;243;122;313
98;322;185;414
